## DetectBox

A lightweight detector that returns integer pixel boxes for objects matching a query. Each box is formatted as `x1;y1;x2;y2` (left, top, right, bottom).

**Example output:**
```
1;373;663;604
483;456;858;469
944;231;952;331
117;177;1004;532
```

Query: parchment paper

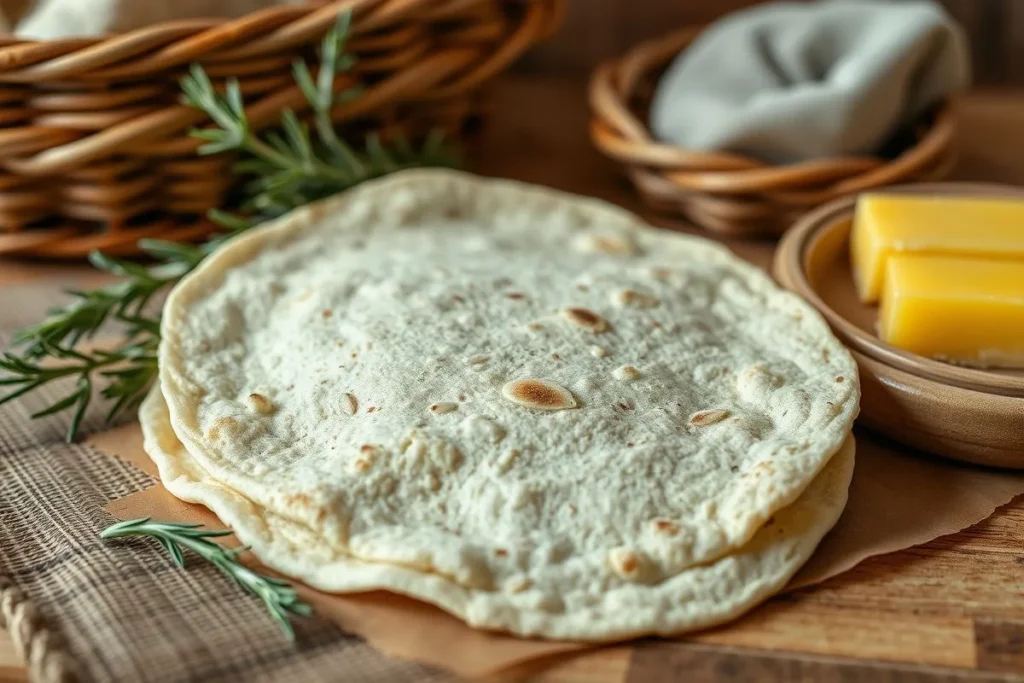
93;424;1024;679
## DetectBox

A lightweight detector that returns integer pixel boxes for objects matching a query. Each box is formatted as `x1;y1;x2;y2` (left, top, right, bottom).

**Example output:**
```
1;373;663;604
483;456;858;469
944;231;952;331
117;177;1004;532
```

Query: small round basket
0;0;563;259
589;27;958;238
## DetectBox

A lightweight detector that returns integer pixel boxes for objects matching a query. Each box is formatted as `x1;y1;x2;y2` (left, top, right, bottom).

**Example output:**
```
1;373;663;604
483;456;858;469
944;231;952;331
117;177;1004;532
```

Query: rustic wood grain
519;0;760;74
975;620;1024;674
691;601;977;668
518;0;1024;85
0;636;27;683
2;77;1024;681
627;642;1016;683
514;647;633;683
1005;0;1024;87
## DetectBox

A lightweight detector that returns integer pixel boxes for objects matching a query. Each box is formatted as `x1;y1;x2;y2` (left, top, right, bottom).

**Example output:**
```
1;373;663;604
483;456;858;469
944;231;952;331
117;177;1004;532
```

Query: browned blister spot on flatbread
282;493;326;521
614;365;641;381
206;416;238;441
690;409;730;426
615;288;658;309
576;234;637;255
562;307;609;332
505;576;532;593
501;378;577;411
353;444;387;473
608;547;645;580
246;393;275;415
653;519;679;536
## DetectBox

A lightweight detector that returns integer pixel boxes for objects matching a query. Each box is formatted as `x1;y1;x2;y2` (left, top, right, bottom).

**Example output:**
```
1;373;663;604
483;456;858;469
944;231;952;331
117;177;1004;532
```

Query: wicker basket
589;27;957;238
0;0;563;258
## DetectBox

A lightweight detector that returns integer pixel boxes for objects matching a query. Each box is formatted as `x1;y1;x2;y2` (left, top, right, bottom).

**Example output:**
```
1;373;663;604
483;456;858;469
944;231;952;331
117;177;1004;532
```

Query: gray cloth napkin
649;0;970;164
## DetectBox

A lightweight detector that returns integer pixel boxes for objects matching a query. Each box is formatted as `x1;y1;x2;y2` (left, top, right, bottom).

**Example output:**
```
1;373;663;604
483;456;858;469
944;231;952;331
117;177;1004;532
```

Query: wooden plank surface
519;0;1024;86
2;78;1024;681
0;636;27;683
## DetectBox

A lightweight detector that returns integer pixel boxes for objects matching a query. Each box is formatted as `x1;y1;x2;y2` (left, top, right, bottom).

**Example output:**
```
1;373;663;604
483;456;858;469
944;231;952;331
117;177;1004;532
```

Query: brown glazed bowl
774;183;1024;468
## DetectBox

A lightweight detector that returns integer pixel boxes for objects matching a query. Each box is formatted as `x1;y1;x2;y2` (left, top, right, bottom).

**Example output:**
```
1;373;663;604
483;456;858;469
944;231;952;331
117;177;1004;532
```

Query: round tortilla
157;169;859;638
142;387;854;640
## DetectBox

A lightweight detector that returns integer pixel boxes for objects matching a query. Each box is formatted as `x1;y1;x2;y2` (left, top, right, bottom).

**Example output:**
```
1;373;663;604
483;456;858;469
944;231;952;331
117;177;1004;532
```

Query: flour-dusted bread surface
158;170;859;636
142;387;855;640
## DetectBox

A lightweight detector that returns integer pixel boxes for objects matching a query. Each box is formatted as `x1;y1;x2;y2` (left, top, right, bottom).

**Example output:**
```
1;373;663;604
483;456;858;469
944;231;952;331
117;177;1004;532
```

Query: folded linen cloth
14;0;303;39
649;0;970;164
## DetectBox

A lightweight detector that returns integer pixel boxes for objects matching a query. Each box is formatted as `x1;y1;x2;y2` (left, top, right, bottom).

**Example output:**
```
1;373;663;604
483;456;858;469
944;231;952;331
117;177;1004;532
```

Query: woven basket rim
589;24;958;196
0;0;354;44
0;0;565;259
0;0;563;48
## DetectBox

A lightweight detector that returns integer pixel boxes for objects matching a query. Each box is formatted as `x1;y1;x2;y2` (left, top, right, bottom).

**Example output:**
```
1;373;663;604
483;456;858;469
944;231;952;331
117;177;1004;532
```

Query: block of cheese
879;253;1024;367
851;194;1024;303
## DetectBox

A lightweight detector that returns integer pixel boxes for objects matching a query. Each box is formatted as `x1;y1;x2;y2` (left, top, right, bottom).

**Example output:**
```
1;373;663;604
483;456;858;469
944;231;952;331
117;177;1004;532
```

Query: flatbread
142;386;854;640
157;169;859;638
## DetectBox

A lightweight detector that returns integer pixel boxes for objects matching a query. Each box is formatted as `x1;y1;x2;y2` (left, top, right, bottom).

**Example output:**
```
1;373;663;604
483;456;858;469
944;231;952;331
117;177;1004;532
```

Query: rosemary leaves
101;518;312;639
0;13;458;441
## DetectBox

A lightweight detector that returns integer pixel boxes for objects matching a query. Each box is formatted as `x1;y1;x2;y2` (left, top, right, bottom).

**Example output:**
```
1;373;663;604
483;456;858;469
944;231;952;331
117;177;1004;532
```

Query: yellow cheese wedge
879;253;1024;367
851;194;1024;303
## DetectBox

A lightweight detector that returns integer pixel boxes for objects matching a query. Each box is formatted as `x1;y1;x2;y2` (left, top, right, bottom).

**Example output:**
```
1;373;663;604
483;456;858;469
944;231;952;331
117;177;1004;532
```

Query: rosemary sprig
101;518;311;640
12;251;188;359
0;242;199;440
0;337;158;441
181;12;459;222
0;13;458;440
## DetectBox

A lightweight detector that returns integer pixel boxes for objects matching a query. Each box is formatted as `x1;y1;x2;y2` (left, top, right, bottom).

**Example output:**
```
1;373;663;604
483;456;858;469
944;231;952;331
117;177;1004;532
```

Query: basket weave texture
0;0;563;258
589;27;958;238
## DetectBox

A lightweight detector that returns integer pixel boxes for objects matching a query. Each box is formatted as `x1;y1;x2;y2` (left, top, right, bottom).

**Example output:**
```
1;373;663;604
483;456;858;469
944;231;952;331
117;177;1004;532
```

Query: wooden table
3;77;1024;682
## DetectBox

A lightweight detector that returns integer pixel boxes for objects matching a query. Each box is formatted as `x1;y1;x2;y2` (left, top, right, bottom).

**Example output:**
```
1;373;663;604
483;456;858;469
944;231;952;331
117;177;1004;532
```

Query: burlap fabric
0;283;453;682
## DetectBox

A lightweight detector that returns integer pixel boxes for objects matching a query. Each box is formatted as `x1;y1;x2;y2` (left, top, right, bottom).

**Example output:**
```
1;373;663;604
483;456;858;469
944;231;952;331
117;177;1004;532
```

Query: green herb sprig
101;518;312;639
181;11;458;223
0;13;458;440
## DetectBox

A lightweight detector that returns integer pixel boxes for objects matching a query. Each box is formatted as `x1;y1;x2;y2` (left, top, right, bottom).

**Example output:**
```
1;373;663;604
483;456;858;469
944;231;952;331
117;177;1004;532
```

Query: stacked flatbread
142;170;859;641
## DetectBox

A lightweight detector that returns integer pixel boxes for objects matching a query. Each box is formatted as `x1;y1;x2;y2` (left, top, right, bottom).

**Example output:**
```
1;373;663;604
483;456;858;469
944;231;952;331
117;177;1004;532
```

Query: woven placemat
0;284;454;683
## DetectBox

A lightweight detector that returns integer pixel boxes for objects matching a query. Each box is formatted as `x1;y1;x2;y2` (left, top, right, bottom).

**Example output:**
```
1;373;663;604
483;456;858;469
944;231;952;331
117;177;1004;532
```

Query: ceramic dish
775;183;1024;468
